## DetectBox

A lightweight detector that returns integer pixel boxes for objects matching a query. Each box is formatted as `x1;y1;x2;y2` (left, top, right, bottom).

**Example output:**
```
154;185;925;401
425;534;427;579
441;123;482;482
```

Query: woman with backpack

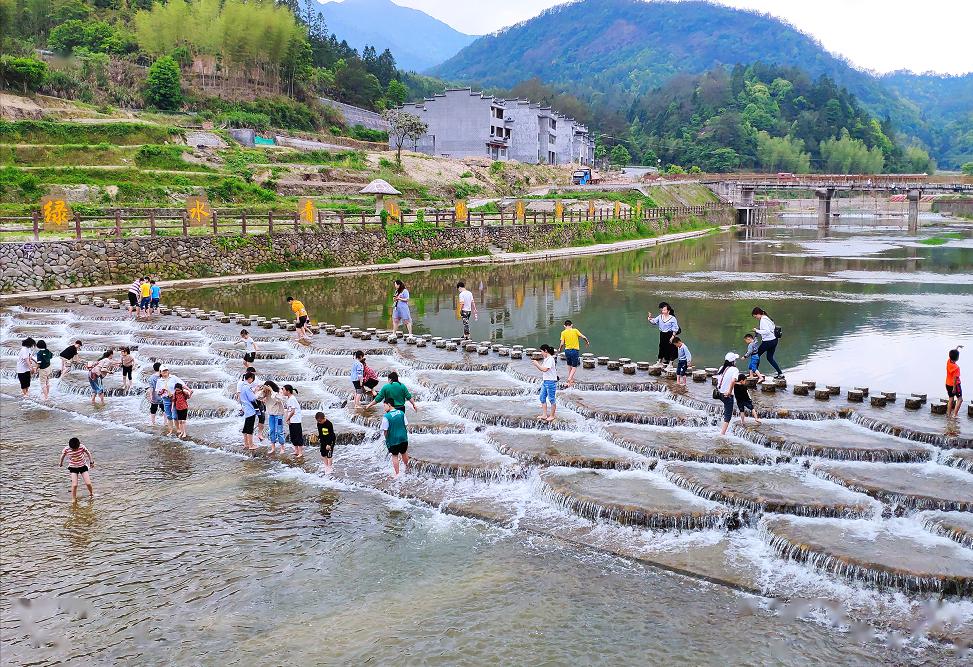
715;353;739;436
648;301;680;365
751;307;784;379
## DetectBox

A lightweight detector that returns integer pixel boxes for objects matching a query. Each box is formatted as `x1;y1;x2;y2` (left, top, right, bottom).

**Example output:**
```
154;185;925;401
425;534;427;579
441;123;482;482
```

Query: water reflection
165;218;972;396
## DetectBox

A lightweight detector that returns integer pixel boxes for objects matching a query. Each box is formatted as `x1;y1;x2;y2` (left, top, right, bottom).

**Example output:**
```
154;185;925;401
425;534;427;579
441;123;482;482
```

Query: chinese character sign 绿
41;197;71;230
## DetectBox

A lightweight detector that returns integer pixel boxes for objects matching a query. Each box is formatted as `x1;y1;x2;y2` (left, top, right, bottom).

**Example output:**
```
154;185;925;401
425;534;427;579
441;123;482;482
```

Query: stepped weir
2;297;973;644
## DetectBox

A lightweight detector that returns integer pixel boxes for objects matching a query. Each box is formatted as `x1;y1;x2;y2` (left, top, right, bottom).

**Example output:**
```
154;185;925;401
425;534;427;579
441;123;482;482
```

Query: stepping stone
604;423;784;464
760;515;973;595
407;434;520;479
486;428;650;469
449;395;584;430
540;467;732;529
662;463;878;518
732;420;936;463
812;462;973;512
920;511;973;549
415;370;529;397
559;390;706;426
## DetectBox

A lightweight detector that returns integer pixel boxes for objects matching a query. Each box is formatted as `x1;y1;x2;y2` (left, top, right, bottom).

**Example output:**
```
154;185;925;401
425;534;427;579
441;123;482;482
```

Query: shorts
128;293;138;307
150;299;159;309
947;383;962;399
140;297;151;309
297;315;308;328
17;371;31;389
89;376;104;394
289;422;304;447
258;412;266;425
320;443;334;458
150;402;161;414
122;366;133;380
676;359;688;376
736;397;754;414
242;415;256;435
243;352;256;364
68;465;89;475
540;379;557;405
175;408;188;421
39;367;53;382
363;378;379;390
387;441;408;456
565;349;581;368
748;355;760;373
721;396;735;423
352;380;364;395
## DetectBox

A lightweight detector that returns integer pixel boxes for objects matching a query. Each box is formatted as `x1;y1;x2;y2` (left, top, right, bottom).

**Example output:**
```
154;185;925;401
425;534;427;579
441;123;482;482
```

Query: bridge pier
907;189;921;229
815;188;834;226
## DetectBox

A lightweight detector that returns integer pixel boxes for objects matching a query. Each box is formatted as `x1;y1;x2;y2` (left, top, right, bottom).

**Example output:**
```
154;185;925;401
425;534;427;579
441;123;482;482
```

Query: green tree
962;162;973;176
820;130;884;173
903;145;935;174
756;131;811;173
0;55;48;93
385;79;408;107
609;144;632;167
383;108;427;164
144;56;182;110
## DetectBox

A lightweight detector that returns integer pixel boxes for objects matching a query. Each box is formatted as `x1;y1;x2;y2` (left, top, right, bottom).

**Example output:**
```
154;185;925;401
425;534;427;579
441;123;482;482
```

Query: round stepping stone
870;395;887;408
407;434;520;480
597;356;609;365
904;397;922;410
812;462;973;512
542;466;736;530
793;384;809;396
760;515;973;595
662;463;878;518
921;511;973;549
487;428;649;469
560;391;705;426
803;381;817;390
814;389;831;400
911;393;927;404
733;421;934;463
848;390;864;402
692;370;707;382
605;424;783;465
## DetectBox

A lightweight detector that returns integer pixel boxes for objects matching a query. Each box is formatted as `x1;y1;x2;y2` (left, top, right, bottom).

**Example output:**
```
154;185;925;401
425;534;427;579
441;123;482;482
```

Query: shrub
144;56;182;111
349;124;388;142
217;111;271;131
0;56;48;94
489;161;504;174
453;181;483;199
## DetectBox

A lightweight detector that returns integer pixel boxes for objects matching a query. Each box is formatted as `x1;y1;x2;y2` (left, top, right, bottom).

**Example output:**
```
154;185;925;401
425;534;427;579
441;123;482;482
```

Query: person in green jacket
381;399;410;477
371;372;418;413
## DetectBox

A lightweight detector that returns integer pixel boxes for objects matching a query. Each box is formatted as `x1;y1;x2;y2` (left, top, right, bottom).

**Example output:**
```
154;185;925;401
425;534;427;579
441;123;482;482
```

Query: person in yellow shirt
286;295;312;343
557;319;589;387
138;276;152;319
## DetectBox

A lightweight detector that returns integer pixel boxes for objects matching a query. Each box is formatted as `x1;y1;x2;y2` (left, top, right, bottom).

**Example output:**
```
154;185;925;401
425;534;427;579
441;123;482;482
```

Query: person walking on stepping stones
533;344;559;423
716;353;739;436
391;279;413;336
557;320;589;388
648;302;680;365
751;306;784;379
456;281;477;339
287;296;312;343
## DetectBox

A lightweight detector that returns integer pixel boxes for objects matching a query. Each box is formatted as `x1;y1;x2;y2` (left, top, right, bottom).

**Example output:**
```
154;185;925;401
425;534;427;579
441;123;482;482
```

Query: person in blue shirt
672;336;691;386
239;372;259;451
149;280;161;314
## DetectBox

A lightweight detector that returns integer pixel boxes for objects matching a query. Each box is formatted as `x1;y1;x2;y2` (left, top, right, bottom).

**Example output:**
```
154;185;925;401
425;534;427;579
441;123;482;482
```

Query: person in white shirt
716;353;739;435
236;329;259;370
156;366;184;435
282;384;304;458
531;344;559;422
456;281;477;338
751;306;783;379
16;337;37;397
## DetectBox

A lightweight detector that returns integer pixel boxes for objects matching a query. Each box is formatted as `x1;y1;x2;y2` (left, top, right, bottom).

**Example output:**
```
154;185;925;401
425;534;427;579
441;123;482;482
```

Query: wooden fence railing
0;203;727;242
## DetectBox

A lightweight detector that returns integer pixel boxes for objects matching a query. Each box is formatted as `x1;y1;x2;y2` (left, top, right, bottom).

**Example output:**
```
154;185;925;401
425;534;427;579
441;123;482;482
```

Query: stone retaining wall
1;208;732;293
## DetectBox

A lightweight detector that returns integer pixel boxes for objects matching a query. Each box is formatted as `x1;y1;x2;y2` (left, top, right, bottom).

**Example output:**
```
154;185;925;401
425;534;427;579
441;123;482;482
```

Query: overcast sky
387;0;972;75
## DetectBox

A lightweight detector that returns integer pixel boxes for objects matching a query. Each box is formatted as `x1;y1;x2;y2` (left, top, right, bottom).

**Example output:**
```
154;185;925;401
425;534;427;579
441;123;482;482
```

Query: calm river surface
168;216;973;398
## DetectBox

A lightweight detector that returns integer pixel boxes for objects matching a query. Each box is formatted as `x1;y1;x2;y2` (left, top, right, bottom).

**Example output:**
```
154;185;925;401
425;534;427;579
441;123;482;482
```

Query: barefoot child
350;351;366;406
558;320;589;388
147;362;163;425
947;347;963;418
283;384;304;458
673;336;691;386
237;329;258;371
59;437;94;500
315;411;336;474
149;280;161;314
16;337;36;397
34;340;54;400
172;382;192;438
120;347;135;391
532;344;558;423
381;399;410;477
734;372;761;426
743;333;764;382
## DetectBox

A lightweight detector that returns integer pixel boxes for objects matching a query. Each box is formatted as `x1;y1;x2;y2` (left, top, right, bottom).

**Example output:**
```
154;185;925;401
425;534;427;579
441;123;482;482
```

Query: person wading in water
648;302;680;365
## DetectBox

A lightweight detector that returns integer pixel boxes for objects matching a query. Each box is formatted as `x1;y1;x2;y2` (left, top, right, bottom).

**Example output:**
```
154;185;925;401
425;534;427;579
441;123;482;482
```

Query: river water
3;215;972;664
166;216;973;398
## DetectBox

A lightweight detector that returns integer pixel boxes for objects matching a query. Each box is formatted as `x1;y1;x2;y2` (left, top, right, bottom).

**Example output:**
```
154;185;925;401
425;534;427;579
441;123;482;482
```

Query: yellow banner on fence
454;199;467;222
635;200;643;218
614;201;621;218
385;200;401;222
515;200;526;222
554;200;564;220
298;198;317;224
185;196;212;227
588;200;595;217
40;196;71;231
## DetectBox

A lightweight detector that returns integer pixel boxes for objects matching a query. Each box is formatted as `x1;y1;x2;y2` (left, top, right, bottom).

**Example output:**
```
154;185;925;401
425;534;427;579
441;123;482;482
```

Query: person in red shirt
59;437;94;500
946;347;963;418
172;383;193;438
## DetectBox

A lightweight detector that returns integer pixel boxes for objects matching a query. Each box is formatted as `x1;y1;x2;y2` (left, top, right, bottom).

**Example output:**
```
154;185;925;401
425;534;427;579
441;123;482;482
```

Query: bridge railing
0;203;729;243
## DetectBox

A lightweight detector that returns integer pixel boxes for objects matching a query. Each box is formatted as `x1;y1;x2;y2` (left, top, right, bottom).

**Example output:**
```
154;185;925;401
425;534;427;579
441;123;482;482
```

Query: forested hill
432;0;971;167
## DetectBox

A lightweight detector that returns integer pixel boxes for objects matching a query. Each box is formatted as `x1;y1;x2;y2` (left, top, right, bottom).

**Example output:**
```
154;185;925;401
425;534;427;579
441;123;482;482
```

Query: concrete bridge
705;174;973;227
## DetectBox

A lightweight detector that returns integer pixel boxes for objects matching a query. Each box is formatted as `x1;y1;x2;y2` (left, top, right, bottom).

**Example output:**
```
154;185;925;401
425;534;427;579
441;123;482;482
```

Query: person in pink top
59;437;95;500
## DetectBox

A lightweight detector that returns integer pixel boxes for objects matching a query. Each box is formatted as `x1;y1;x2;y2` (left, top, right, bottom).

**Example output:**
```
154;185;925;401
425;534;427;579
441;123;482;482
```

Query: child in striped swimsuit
59;437;95;500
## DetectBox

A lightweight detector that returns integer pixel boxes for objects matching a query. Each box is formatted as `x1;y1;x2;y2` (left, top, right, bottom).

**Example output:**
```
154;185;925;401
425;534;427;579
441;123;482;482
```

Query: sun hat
724;352;739;362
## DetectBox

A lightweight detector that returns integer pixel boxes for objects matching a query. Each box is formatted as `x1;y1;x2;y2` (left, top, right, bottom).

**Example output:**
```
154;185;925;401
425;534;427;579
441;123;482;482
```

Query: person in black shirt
59;340;83;374
733;373;761;426
315;411;336;475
